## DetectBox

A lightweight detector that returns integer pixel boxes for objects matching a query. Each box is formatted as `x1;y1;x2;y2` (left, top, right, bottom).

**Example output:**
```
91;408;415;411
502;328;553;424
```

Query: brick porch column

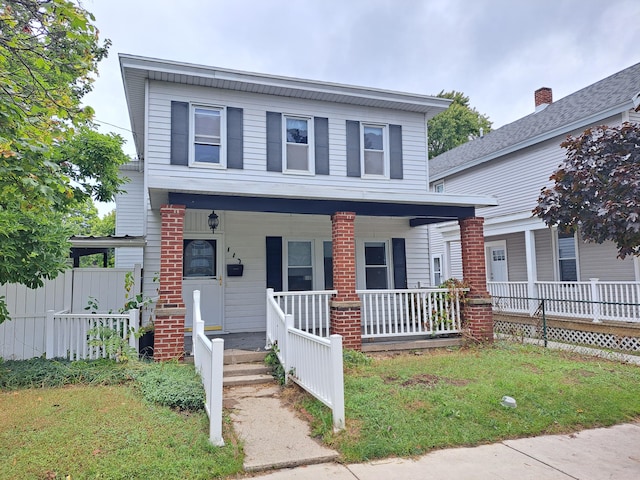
459;216;493;342
330;212;362;350
155;204;187;360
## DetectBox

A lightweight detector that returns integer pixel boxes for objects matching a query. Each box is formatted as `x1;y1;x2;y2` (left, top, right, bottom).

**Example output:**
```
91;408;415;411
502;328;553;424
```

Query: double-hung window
362;124;387;177
193;106;224;166
284;116;314;173
364;241;389;289
557;231;578;281
286;241;313;291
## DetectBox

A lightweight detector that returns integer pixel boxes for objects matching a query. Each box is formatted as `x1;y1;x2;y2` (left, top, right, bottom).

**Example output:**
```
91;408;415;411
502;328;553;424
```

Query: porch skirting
494;312;640;352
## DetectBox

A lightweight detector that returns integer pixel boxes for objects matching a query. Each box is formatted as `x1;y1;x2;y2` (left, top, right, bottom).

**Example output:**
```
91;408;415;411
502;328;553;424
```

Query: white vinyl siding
139;209;431;334
115;169;144;268
145;81;429;196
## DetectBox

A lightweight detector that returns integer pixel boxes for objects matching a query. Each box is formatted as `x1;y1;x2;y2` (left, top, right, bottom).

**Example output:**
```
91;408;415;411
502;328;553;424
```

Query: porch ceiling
168;192;474;224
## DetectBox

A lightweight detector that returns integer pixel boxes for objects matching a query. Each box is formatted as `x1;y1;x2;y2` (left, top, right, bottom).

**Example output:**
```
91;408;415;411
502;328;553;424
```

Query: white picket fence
358;288;467;339
192;290;224;446
45;309;139;360
1;266;141;360
266;288;345;430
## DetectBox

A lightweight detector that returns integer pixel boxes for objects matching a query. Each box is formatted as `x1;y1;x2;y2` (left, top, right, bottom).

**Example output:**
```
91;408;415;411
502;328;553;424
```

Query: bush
132;361;205;411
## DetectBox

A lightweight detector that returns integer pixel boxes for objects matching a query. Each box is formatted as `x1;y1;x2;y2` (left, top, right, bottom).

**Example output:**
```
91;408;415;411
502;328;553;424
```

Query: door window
183;240;216;277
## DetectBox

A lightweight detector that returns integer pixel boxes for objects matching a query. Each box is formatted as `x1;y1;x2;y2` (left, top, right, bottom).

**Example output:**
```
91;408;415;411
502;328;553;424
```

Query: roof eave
430;101;634;182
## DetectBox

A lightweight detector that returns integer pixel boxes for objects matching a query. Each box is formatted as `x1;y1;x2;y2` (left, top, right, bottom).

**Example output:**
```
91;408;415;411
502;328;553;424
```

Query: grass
297;342;640;462
0;359;243;480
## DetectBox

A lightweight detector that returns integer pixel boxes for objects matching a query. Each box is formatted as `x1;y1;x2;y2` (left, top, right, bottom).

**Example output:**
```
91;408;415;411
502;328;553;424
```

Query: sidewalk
252;422;640;479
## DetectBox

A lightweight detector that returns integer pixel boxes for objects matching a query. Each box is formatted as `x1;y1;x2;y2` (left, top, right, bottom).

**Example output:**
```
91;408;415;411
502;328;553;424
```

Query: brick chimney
534;87;552;111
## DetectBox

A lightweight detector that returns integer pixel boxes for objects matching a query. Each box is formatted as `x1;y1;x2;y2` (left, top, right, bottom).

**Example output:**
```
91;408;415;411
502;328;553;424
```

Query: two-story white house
428;62;640;324
116;54;497;359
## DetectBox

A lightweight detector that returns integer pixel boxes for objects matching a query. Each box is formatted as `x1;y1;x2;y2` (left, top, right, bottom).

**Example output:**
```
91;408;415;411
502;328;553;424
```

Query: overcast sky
82;0;640;212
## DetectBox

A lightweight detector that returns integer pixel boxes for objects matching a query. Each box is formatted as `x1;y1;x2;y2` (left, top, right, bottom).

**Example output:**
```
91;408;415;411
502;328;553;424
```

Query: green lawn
300;342;640;462
0;361;243;480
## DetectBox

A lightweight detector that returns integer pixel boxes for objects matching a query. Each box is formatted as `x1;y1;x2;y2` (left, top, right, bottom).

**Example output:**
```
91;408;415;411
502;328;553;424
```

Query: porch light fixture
208;210;219;234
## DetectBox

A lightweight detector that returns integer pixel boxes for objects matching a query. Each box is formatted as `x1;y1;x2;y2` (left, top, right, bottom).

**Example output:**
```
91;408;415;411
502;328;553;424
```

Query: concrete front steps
223;349;273;387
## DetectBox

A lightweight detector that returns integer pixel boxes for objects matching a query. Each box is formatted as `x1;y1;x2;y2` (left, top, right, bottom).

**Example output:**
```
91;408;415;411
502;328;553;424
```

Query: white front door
182;237;223;332
487;245;508;282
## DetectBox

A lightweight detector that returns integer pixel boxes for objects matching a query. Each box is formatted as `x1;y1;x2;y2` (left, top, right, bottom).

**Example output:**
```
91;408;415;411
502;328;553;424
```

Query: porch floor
184;331;267;353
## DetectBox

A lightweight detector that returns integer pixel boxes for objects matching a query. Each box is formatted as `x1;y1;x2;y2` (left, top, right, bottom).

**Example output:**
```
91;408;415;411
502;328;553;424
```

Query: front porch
153;194;496;360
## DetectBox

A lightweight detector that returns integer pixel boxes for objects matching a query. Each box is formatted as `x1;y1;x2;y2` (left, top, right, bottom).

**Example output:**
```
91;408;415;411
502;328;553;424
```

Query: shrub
132;361;205;411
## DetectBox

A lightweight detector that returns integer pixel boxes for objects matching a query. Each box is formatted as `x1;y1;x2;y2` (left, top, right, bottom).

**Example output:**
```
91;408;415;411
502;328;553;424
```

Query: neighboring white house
115;54;497;358
428;62;640;319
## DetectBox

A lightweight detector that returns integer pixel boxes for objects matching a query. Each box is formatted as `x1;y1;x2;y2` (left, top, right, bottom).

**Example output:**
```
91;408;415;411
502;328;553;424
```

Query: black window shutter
266;236;283;291
314;117;329;175
227;107;244;169
346;120;361;177
170;101;189;166
266;112;282;172
392;238;407;289
389;124;403;179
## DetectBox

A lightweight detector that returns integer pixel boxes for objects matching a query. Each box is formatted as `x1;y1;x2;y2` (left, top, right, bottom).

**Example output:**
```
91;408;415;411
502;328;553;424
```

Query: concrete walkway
252;422;640;479
225;384;338;472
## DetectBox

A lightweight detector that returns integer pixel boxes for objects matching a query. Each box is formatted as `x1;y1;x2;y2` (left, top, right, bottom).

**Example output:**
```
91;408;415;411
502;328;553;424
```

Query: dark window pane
323;241;333;290
365;243;387;265
288;267;312;291
366;267;388;289
286;118;308;144
364;126;383;150
559;259;577;281
194;144;220;163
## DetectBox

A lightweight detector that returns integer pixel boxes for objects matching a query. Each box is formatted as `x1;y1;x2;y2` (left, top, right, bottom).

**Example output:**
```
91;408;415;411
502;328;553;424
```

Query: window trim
282;114;315;175
356;239;392;290
190;104;227;168
554;229;579;281
431;254;444;287
283;238;333;291
360;123;389;178
433;180;445;193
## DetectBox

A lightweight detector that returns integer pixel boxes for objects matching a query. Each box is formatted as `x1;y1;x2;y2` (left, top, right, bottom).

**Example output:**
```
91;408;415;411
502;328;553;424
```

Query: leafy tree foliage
533;123;640;259
0;1;128;322
428;91;492;158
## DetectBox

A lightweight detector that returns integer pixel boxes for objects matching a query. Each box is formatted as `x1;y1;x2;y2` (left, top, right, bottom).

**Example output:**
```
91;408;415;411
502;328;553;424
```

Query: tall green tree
0;1;128;323
428;91;492;158
534;123;640;259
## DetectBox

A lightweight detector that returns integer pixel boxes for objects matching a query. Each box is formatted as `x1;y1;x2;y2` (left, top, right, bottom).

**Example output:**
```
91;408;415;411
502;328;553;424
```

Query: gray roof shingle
429;62;640;179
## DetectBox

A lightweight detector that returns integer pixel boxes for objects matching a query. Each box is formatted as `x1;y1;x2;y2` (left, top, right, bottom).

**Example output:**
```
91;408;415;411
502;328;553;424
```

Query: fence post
590;278;601;323
283;313;294;385
128;309;139;352
45;310;55;359
330;334;345;431
210;338;225;446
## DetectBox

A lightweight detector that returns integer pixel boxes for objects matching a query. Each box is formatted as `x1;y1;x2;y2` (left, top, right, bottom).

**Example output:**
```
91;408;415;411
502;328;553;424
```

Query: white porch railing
45;309;139;360
192;290;224;446
358;288;467;339
266;288;345;430
272;290;337;338
488;282;530;314
488;279;640;323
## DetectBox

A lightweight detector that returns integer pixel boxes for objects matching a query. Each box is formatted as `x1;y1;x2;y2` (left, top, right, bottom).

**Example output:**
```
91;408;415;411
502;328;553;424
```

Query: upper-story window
284;116;314;173
362;124;388;177
193;106;225;166
433;180;445;193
